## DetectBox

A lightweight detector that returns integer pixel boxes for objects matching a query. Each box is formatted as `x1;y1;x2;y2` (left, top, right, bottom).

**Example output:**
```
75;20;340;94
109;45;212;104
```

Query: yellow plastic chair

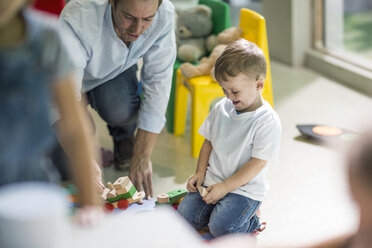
174;8;274;157
166;0;231;133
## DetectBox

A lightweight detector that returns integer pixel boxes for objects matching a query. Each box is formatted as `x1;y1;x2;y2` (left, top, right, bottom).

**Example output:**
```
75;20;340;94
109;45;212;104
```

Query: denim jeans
86;64;140;141
177;192;261;238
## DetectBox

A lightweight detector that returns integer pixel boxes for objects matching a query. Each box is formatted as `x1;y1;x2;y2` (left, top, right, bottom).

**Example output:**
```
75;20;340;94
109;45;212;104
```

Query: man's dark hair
112;0;163;8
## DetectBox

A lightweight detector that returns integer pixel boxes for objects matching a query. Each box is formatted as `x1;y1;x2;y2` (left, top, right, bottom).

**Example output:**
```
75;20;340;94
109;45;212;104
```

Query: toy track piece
117;199;129;210
167;189;188;204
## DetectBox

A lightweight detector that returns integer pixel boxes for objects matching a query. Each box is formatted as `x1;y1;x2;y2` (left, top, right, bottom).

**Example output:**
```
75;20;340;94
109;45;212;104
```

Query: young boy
177;39;281;238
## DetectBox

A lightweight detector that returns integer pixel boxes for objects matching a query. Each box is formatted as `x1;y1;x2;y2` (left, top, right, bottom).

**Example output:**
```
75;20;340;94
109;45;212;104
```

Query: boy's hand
187;172;205;192
203;183;229;204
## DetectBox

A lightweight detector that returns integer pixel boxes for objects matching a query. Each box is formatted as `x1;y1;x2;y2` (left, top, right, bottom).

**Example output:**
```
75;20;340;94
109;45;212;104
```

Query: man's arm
131;3;177;197
58;12;89;95
129;129;158;199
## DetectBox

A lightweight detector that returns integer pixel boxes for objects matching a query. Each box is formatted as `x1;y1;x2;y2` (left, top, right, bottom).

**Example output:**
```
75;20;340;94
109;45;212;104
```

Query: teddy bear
179;27;242;79
176;4;216;63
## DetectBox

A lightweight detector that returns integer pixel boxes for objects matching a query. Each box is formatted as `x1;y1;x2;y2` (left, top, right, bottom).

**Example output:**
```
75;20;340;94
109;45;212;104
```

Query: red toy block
117;199;129;210
104;203;115;212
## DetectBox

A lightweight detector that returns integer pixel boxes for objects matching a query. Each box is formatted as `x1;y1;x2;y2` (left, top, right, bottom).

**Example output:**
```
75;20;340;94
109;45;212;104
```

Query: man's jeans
177;192;261;238
86;64;140;141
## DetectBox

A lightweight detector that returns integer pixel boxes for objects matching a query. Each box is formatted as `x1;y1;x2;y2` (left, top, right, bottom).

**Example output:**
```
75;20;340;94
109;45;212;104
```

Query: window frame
312;0;372;72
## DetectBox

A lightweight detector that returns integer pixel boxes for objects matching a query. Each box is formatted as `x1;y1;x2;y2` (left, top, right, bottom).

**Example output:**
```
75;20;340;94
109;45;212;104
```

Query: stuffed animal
179;27;242;79
176;5;215;63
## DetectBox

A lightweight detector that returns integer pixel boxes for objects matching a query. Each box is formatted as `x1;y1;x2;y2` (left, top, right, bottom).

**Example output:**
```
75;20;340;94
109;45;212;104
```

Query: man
59;0;176;198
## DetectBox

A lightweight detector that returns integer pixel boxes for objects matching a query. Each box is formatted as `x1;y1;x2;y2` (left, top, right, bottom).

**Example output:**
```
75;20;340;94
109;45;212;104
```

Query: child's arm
203;158;267;204
187;139;212;192
52;75;100;206
224;157;267;193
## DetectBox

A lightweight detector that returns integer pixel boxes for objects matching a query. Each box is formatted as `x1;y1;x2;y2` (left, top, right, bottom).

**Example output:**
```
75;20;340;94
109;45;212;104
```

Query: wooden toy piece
107;182;114;190
127;191;145;204
113;176;133;192
157;194;170;203
116;188;131;195
106;189;117;199
198;186;208;197
104;203;115;212
167;189;188;204
117;199;129;210
104;176;143;212
106;185;137;203
101;188;111;200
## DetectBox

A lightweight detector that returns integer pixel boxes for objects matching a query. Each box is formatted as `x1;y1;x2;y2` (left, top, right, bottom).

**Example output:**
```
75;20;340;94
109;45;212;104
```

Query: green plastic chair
165;0;231;133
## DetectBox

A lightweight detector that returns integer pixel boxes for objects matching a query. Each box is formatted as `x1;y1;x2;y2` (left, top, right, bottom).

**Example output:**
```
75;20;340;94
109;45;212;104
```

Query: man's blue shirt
59;0;176;133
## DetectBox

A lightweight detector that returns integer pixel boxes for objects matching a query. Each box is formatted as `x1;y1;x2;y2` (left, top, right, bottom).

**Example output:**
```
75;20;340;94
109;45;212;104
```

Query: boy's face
110;0;158;46
218;73;264;113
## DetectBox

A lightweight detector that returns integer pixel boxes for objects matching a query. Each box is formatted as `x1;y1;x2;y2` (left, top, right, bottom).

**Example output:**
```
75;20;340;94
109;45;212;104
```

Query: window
228;0;262;26
314;0;372;71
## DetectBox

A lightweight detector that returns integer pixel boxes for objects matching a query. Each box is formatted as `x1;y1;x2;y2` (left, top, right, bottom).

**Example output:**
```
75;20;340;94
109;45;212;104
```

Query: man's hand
186;172;205;192
129;129;158;200
203;182;229;204
129;158;153;199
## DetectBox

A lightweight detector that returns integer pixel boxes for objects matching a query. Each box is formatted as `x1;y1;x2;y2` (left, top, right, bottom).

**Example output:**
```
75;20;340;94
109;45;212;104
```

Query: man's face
110;0;158;45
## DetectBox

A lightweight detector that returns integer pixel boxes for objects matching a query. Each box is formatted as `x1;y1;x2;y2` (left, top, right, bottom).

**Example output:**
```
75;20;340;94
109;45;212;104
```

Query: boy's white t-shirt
199;98;281;201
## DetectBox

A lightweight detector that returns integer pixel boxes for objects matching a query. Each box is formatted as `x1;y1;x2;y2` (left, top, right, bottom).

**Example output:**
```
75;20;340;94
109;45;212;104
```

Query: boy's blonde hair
214;39;267;83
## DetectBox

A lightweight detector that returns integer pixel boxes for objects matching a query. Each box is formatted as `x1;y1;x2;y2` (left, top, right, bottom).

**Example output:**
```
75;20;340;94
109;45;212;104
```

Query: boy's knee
177;200;187;217
177;197;194;223
208;221;230;237
177;195;206;230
